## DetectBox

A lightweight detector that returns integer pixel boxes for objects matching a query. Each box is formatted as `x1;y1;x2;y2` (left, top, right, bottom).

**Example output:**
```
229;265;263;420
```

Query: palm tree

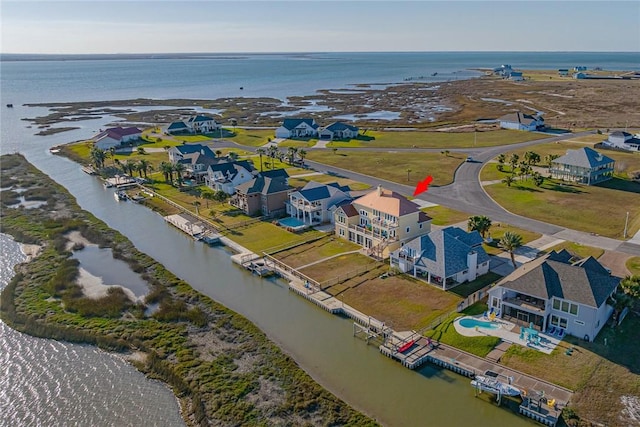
159;161;174;183
201;189;215;208
109;146;117;164
544;154;560;168
533;172;544;187
215;150;223;159
467;215;492;238
137;147;147;155
498;231;523;268
441;150;450;157
298;148;307;165
193;200;201;216
509;153;519;172
227;151;239;161
114;158;123;174
256;148;266;172
502;175;515;187
620;275;640;299
525;151;540;165
497;153;506;166
173;162;186;186
287;147;298;165
138;159;151;178
90;147;106;169
124;160;137;176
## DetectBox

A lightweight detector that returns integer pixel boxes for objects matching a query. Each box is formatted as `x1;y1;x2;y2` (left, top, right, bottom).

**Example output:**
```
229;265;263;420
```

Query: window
419;224;423;229
406;227;410;233
339;229;345;236
550;314;568;329
553;299;561;310
569;304;578;316
554;298;578;316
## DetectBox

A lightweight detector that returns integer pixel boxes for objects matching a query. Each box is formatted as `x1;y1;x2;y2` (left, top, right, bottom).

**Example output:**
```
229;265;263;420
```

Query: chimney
377;185;382;196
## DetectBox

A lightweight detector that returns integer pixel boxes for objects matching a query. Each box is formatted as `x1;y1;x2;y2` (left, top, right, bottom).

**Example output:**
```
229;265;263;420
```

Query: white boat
471;375;521;397
114;190;128;201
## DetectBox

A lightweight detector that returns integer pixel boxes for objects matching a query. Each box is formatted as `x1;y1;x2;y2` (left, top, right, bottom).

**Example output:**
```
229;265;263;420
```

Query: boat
114;190;128;201
470;375;521;397
103;181;114;189
397;339;415;353
431;72;438;76
6;104;14;108
81;165;96;175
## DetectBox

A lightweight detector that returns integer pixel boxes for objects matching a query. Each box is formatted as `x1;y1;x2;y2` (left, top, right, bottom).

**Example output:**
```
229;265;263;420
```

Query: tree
509;153;519;172
441;150;450;157
533;172;545;187
230;118;237;129
137;147;147;155
193;200;201;216
114;158;123;174
159;161;174;183
109;146;117;164
298;148;307;165
287;147;298;165
524;151;540;165
544;154;560;168
124;160;137;176
215;150;223;158
267;145;278;166
201;189;215;208
212;190;229;205
620;275;640;299
502;175;515;187
497;153;506;166
90;147;106;169
332;148;338;155
407;168;412;182
173;162;186;186
498;231;523;268
227;151;239;161
467;215;492;238
138;159;152;178
256;148;266;172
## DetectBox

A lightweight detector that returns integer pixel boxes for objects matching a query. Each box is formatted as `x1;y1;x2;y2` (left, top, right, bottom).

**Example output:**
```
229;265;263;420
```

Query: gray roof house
204;160;255;194
319;122;359;140
167;115;220;135
550;147;615;185
231;173;292;217
499;112;545;131
487;251;620;341
602;131;640;152
275;118;319;139
286;181;352;225
389;226;490;290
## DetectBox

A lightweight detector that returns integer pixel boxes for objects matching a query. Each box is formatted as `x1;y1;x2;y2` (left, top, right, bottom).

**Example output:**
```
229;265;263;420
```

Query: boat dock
164;213;220;244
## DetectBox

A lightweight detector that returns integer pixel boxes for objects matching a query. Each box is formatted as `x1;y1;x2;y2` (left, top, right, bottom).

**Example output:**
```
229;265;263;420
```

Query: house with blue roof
550;147;615;185
167;115;220;135
286;181;352;225
319;122;359;140
275;118;319;139
389;226;490;290
205;160;255;194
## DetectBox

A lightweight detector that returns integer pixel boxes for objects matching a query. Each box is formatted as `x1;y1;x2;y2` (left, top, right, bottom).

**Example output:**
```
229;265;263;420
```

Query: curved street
212;131;640;257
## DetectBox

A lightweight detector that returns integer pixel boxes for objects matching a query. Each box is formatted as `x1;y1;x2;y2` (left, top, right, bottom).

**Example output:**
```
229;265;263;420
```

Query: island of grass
0;154;376;427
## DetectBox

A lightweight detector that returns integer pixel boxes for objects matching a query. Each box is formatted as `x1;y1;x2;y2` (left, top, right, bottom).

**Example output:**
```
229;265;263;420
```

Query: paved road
206;132;640;257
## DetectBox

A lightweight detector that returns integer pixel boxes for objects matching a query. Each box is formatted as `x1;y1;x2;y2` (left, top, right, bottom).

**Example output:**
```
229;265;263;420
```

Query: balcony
348;223;398;242
503;294;546;313
371;216;398;229
287;200;322;213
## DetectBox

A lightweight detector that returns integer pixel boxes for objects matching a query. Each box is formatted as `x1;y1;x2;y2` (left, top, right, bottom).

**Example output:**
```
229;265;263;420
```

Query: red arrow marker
413;175;433;197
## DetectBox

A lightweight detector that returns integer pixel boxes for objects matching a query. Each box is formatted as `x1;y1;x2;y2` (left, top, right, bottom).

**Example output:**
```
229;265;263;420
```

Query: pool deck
454;315;560;355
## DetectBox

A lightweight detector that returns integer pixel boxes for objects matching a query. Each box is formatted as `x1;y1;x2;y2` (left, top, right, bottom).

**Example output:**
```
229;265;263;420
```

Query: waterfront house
493;64;513;77
558;69;569;77
168;143;218;182
389;227;490;290
205;160;255;194
230;171;291;217
167;115;220;135
286;181;352;225
93;127;142;150
498;112;545;131
602;131;640;152
487;250;619;341
334;185;431;258
508;71;524;81
318;122;359;140
275;118;319;139
550;147;615;185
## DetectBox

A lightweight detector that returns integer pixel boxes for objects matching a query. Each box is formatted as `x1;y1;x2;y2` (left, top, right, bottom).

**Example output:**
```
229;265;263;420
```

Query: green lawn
482;224;542;256
306;150;465;186
424;303;501;357
484;177;640;239
447;272;503;298
277;140;317;148
288;173;371;191
326;129;542;149
224;221;324;254
271;235;361;269
227;128;274;147
626;258;640;276
421;205;472;226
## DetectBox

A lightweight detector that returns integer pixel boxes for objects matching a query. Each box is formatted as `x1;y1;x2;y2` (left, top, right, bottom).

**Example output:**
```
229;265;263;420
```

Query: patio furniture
547;326;556;335
557;329;565;339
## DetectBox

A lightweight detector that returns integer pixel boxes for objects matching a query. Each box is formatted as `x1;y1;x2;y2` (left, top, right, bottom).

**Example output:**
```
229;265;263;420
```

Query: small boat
239;86;244;90
431;72;438;76
397;339;415;353
6;104;13;108
114;190;128;201
103;181;114;189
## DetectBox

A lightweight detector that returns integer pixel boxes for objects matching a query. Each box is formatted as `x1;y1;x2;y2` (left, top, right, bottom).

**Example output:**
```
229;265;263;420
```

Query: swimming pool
459;318;500;330
278;217;307;230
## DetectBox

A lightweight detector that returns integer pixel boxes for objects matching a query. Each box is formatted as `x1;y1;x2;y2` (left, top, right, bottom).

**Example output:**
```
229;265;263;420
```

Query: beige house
334;185;431;258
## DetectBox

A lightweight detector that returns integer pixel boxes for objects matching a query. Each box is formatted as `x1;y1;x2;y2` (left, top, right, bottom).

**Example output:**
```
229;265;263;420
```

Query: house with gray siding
602;131;640;152
286;181;352;225
487;250;619;341
389;226;490;290
550;147;615;185
275;118;319;139
499;112;544;131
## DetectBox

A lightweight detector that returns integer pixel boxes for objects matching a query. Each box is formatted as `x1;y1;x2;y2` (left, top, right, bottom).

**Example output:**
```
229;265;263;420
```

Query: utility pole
623;211;629;239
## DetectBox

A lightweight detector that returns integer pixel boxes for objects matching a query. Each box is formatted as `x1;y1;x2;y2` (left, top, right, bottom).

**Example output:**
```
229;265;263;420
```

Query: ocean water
0;51;637;426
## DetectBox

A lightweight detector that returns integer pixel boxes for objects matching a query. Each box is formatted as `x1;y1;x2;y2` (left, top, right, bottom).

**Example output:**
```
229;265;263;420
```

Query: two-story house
550;147;615;185
168;144;218;182
487;250;619;341
204;160;255;194
499;112;545;131
230;170;291;217
602;131;640;152
275;118;319;139
334;185;431;258
167;115;220;135
389;227;490;290
286;181;352;225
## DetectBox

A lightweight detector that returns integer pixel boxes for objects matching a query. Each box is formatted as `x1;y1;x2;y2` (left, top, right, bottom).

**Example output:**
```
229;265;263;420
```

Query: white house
602;131;640;151
487;250;620;341
286;181;352;225
499;112;545;131
334;185;431;258
389;226;490;290
319;122;359;140
167;115;220;135
204;160;255;195
275;118;319;139
93;127;142;150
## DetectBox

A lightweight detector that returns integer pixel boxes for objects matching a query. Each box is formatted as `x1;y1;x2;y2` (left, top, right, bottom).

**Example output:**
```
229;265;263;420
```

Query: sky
1;1;639;54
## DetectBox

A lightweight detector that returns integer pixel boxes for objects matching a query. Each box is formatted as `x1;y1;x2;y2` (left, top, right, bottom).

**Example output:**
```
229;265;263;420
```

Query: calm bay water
1;52;636;426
